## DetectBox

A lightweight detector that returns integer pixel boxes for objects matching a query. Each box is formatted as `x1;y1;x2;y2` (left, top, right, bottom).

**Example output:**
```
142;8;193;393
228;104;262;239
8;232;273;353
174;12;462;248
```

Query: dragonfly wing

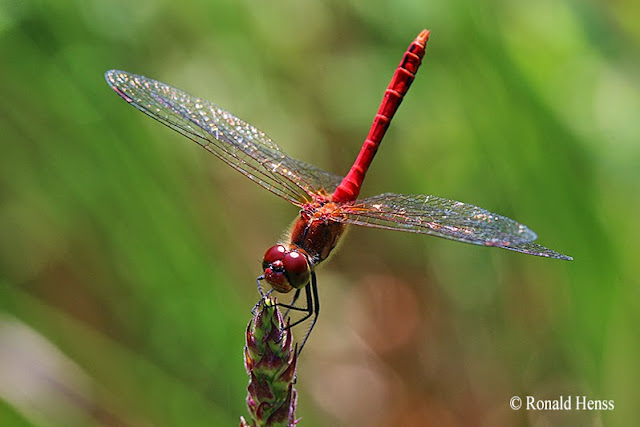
105;70;343;205
342;193;572;260
488;241;573;260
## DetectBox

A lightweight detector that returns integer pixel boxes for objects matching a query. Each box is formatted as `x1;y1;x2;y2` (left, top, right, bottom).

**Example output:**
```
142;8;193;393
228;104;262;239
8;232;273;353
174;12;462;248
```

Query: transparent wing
105;70;343;205
341;193;572;260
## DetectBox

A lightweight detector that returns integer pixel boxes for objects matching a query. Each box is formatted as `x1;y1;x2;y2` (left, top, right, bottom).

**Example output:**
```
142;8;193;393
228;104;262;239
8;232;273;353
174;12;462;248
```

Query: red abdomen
332;30;430;203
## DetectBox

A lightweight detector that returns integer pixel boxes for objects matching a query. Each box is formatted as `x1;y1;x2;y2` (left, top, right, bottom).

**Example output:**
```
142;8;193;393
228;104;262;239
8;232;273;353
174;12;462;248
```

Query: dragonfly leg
255;275;266;297
252;276;275;314
282;288;302;321
259;272;320;354
277;284;313;327
298;271;319;354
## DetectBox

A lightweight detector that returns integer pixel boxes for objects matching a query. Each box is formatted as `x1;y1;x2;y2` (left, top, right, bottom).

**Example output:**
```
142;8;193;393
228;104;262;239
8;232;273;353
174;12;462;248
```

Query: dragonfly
105;29;571;351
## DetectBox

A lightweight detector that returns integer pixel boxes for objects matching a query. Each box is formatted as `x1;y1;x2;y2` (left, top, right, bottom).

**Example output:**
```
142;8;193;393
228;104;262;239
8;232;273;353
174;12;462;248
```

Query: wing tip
104;69;121;83
104;69;134;103
500;242;573;261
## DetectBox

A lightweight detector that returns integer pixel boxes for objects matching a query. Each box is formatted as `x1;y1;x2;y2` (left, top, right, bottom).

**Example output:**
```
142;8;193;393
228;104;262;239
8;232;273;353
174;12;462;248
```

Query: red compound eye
262;246;310;292
263;245;286;268
283;251;310;289
263;245;291;293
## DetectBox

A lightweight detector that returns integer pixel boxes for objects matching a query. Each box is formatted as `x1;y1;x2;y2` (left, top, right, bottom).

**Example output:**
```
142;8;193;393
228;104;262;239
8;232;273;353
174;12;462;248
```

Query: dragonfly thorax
262;244;311;293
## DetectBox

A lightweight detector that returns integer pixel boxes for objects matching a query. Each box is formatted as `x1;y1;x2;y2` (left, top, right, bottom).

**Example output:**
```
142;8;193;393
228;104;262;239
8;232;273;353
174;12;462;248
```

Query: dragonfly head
262;244;311;293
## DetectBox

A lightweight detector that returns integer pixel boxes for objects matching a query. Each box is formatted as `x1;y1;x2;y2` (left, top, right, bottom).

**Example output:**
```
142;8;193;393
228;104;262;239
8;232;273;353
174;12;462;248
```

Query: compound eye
283;251;310;289
263;245;286;269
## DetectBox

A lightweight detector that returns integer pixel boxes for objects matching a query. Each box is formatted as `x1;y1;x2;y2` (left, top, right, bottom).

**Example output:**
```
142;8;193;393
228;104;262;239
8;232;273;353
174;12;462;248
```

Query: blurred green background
1;0;639;425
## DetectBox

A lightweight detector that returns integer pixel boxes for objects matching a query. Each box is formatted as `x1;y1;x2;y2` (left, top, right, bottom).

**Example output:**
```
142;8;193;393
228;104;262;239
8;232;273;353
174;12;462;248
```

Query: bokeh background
1;0;639;425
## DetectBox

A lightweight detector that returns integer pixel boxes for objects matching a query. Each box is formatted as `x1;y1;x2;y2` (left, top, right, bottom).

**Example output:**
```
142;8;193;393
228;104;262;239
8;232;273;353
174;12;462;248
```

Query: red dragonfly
106;30;571;350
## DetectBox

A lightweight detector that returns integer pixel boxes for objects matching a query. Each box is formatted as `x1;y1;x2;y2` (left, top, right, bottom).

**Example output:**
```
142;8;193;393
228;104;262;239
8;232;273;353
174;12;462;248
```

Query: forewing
342;193;572;260
105;70;343;205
